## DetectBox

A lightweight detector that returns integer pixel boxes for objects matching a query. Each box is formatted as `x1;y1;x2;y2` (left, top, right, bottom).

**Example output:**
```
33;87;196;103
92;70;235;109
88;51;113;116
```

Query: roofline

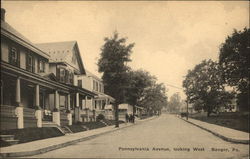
74;42;86;75
1;27;50;59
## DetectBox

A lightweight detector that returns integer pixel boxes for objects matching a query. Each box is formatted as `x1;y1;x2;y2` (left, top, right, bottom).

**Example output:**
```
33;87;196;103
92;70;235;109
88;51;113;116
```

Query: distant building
76;70;115;121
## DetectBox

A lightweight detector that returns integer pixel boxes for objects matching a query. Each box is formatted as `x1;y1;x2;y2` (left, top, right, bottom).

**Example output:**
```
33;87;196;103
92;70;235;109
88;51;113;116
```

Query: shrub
96;114;105;121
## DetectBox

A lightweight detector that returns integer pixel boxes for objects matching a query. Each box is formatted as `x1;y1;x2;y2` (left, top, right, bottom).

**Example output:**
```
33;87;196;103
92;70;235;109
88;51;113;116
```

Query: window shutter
8;45;11;64
72;73;74;85
38;59;40;73
56;67;60;81
65;70;69;83
17;49;20;67
32;55;35;73
26;53;29;70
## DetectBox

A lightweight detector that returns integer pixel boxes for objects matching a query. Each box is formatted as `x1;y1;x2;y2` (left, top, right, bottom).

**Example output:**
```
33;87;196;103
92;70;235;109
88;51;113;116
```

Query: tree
98;32;135;127
168;93;182;113
138;82;168;116
183;59;233;117
124;70;155;114
219;28;250;112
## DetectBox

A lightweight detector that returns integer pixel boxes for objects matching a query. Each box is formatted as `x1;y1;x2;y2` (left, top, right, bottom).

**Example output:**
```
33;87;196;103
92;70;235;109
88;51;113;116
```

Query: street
28;114;249;159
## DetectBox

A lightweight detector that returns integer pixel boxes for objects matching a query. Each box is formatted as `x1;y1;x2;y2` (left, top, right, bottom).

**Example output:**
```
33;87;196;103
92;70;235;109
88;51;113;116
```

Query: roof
104;104;113;110
94;93;115;102
36;41;86;74
119;103;132;110
1;20;50;59
85;70;102;81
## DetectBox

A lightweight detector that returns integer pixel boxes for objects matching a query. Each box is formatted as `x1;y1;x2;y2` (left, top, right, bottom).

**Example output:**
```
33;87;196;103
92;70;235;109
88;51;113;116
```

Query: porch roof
94;93;115;102
2;61;71;93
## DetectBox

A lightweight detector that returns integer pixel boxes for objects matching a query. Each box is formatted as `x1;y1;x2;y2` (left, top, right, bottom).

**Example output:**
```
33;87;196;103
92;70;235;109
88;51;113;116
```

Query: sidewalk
178;116;249;144
0;116;157;158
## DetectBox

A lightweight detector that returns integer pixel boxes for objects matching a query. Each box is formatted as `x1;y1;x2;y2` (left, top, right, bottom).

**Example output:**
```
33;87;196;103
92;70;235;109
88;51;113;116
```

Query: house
76;70;115;121
35;41;97;123
0;8;95;131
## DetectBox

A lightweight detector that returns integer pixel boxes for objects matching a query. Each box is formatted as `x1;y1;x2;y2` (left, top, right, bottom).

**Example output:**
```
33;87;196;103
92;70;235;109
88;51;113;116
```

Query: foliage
125;70;155;107
96;114;105;121
167;93;182;113
98;31;135;127
98;31;134;104
219;28;250;112
183;59;234;117
138;82;168;115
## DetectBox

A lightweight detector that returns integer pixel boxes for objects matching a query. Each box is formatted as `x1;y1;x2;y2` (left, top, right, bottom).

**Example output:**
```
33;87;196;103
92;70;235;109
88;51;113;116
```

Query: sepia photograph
0;1;249;158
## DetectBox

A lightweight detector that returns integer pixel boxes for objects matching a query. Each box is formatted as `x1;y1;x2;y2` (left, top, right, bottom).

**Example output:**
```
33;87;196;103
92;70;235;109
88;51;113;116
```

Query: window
59;95;66;110
26;53;34;72
78;80;82;88
38;59;45;73
9;46;19;66
60;68;65;82
99;83;102;92
96;82;99;91
69;72;74;84
93;80;96;91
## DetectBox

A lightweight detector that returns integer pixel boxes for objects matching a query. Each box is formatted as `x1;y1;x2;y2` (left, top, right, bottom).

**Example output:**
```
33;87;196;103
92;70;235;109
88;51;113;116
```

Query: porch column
67;94;71;111
35;84;42;127
76;93;79;107
67;94;72;125
15;77;23;129
86;96;89;121
54;90;59;109
74;93;80;122
16;77;21;106
53;90;60;126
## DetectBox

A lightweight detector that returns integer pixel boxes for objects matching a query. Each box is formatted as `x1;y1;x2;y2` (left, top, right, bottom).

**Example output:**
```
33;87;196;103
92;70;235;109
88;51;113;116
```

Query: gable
36;41;85;74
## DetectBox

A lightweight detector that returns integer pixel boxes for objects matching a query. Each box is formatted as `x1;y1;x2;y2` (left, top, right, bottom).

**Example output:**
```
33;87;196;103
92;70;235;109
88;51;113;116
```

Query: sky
2;1;249;100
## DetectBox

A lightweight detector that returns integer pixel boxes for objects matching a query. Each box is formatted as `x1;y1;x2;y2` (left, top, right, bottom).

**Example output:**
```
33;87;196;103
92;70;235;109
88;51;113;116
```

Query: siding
1;40;9;62
20;50;26;69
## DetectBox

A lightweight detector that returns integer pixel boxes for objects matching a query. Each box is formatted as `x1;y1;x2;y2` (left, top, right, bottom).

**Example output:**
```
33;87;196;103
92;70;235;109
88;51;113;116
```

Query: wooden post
67;94;71;110
16;77;21;106
35;84;39;107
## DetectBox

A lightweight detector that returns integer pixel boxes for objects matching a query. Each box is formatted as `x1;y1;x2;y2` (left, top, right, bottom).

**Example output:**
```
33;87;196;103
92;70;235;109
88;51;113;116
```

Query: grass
189;112;249;133
66;125;88;133
0;127;64;147
67;119;125;133
102;119;125;126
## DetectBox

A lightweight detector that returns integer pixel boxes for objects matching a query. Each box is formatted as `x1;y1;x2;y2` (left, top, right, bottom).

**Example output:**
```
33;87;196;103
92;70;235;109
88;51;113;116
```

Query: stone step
4;139;19;146
0;135;15;141
61;126;73;134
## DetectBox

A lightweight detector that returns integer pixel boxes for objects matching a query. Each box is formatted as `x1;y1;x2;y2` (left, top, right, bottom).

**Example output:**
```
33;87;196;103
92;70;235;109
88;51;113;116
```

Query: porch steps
42;122;72;135
0;135;19;146
61;126;73;134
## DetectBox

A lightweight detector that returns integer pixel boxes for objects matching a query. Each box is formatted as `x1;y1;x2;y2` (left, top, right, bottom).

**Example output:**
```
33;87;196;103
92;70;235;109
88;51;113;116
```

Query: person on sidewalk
125;113;129;123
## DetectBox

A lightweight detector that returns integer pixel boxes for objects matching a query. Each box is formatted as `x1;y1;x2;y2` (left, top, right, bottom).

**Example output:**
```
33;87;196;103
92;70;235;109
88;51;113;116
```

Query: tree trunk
114;102;119;128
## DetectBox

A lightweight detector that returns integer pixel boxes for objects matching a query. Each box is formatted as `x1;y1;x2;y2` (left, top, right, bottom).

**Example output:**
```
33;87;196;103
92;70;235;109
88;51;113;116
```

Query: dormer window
69;72;74;84
59;68;65;82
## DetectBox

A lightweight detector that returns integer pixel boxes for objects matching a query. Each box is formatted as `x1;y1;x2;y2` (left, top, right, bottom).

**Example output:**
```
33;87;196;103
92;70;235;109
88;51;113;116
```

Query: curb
0;116;157;158
178;116;249;145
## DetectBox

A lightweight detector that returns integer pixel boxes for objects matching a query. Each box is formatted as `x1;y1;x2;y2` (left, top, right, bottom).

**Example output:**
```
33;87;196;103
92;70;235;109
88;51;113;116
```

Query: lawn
189;112;249;133
0;127;64;147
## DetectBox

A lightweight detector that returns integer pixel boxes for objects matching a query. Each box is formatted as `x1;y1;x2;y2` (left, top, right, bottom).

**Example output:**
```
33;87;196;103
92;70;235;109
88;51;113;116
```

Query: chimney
1;8;6;21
